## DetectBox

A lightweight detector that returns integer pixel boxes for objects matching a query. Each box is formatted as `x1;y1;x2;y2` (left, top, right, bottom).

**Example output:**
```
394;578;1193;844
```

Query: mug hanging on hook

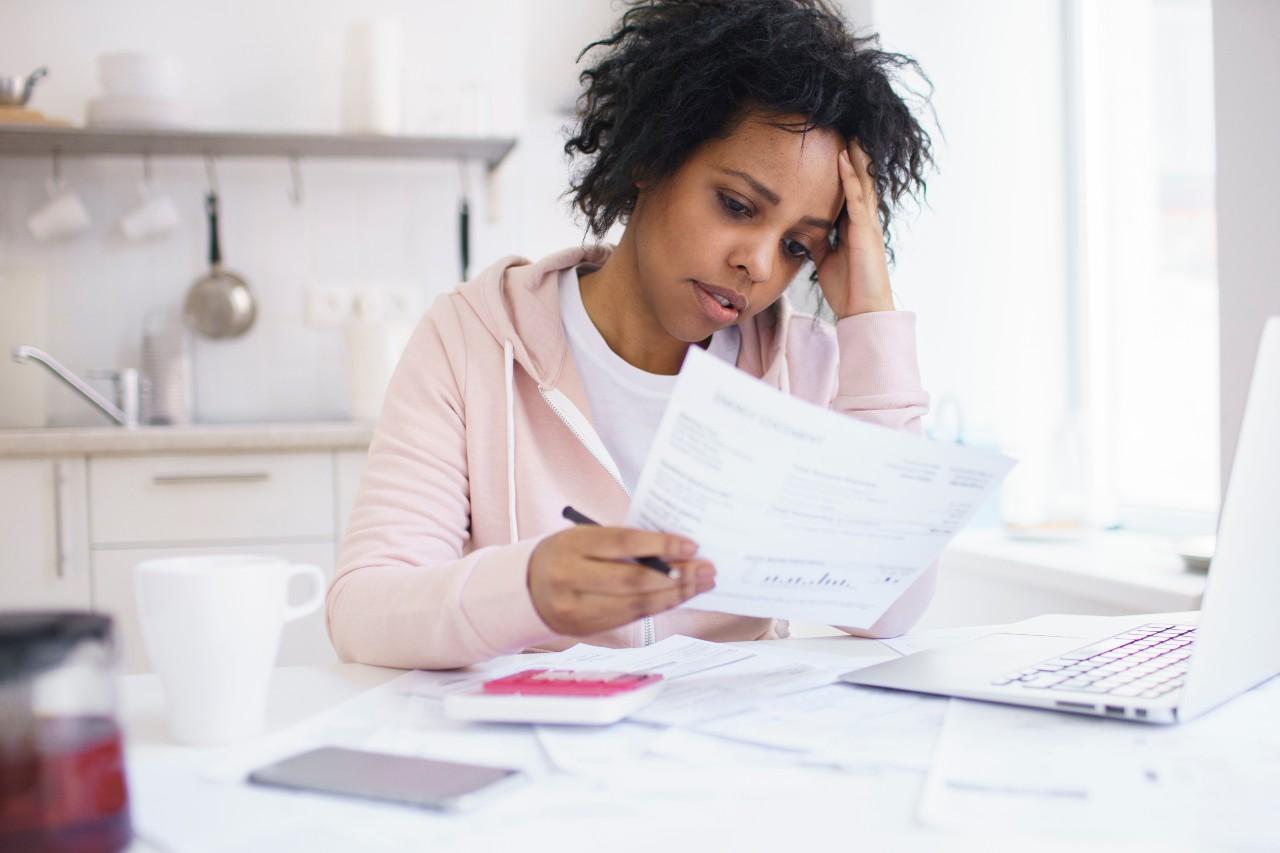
119;153;179;241
27;150;91;241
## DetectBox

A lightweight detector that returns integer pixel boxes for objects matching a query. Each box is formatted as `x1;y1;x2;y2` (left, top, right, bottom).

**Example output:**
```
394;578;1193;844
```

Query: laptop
840;316;1280;724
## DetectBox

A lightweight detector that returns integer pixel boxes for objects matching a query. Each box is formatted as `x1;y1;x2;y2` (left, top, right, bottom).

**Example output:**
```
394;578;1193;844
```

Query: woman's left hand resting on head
815;140;896;318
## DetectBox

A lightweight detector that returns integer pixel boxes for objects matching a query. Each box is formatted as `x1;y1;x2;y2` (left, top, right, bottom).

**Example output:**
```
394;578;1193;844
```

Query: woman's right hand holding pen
527;526;716;636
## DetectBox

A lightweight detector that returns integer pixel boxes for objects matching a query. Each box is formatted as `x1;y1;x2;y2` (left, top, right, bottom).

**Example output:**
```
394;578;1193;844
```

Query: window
1068;0;1219;533
869;0;1219;537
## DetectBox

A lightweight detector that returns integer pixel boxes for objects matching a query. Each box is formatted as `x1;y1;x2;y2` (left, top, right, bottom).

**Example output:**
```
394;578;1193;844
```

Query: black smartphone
247;746;525;812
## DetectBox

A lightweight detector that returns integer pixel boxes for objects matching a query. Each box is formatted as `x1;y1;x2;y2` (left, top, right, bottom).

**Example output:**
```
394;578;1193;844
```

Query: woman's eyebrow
715;167;834;231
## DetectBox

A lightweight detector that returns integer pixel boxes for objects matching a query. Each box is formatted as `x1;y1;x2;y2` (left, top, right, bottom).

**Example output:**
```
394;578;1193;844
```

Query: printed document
919;681;1280;847
625;346;1015;628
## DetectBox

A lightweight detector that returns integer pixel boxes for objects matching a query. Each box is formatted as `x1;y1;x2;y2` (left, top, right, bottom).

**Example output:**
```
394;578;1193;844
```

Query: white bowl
86;95;189;128
98;51;184;99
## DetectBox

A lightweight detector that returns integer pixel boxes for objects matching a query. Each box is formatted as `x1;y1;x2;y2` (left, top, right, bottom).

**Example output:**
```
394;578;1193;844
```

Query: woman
329;0;934;670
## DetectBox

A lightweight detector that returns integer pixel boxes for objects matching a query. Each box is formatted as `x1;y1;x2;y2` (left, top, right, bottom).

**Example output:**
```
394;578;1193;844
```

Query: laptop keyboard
991;623;1196;700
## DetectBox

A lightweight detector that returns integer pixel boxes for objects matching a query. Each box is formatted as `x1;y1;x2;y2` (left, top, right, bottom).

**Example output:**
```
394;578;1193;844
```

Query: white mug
120;182;179;240
134;555;326;745
27;181;91;241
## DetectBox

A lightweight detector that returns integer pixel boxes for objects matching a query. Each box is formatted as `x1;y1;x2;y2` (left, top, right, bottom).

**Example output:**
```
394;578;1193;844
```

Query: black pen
561;506;677;577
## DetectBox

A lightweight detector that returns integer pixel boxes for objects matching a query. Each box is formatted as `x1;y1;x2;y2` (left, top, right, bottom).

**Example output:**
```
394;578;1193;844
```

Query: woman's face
629;112;846;342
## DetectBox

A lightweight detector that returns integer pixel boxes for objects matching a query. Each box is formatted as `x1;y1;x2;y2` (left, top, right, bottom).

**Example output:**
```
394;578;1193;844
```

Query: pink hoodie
328;245;934;670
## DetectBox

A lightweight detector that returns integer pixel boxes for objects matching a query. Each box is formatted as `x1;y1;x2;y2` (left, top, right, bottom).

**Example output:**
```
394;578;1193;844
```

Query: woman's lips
691;280;742;325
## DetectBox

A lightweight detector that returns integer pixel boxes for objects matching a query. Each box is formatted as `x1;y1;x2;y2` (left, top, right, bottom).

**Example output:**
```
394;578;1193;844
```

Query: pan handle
206;192;222;266
459;196;470;282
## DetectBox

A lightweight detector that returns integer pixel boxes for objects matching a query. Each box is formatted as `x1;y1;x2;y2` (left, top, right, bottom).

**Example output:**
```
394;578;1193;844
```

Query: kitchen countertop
0;421;375;456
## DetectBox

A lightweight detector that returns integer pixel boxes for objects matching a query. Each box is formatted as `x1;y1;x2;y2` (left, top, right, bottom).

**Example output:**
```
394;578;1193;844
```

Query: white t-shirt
559;266;741;494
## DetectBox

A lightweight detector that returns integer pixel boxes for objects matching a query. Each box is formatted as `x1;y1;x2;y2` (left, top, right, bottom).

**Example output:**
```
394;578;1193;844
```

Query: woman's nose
730;238;773;284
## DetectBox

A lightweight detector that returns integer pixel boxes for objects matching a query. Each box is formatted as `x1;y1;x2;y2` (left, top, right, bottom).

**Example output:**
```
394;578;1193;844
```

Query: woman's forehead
698;115;845;219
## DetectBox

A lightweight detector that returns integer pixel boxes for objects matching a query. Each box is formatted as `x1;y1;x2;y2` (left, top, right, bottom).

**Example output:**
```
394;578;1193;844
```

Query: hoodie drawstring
503;339;519;544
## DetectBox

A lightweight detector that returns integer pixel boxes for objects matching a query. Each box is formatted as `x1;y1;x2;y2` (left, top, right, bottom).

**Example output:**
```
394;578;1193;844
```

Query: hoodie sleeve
326;301;558;670
801;309;937;639
828;310;929;430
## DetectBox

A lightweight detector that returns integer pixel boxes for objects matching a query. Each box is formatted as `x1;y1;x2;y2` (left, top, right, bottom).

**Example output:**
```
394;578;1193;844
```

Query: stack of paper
626;346;1015;629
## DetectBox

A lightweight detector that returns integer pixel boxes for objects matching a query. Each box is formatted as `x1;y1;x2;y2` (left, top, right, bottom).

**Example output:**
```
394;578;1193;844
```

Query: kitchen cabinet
89;452;334;545
0;457;91;609
1;434;369;673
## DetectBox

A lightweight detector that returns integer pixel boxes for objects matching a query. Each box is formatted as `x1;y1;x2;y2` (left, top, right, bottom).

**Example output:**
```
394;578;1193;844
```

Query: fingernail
677;539;698;557
696;579;715;594
696;563;716;583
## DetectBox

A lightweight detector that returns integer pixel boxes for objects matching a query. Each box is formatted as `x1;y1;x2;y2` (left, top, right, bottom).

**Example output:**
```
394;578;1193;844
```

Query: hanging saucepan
183;191;255;339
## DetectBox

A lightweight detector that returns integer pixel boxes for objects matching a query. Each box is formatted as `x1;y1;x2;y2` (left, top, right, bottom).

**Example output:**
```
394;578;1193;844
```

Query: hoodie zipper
538;386;657;647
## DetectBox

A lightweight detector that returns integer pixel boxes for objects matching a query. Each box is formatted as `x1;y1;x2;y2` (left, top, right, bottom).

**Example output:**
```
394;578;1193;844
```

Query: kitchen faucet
11;345;141;427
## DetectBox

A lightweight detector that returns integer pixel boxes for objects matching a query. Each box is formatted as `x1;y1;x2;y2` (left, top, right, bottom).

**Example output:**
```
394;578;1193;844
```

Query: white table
114;616;1271;852
119;632;956;852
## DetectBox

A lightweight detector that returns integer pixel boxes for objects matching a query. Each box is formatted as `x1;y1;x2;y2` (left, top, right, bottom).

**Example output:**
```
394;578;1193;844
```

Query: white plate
86;95;189;128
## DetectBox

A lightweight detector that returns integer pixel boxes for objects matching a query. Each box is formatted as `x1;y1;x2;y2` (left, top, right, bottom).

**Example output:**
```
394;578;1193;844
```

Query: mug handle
282;564;327;622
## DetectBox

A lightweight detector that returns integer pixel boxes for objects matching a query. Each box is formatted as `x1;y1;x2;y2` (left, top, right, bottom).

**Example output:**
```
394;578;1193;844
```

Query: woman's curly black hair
564;0;934;266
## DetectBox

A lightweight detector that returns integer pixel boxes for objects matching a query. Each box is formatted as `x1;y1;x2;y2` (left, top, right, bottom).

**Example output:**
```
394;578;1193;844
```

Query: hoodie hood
455;244;793;390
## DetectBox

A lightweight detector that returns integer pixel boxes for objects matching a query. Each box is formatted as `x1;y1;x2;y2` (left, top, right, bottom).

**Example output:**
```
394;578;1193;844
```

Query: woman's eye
783;238;812;261
718;193;750;217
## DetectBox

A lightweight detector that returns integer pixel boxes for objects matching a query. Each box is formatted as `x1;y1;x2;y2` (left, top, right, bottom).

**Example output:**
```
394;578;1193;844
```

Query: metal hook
287;156;304;206
50;149;63;190
457;158;471;199
204;156;219;194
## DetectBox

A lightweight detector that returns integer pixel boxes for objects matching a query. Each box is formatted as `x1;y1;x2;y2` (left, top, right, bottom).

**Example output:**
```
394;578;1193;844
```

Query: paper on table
535;722;666;776
629;643;861;727
624;346;1015;628
537;644;883;772
879;624;1002;657
394;635;752;699
692;683;948;772
918;678;1280;847
549;634;755;680
644;726;810;768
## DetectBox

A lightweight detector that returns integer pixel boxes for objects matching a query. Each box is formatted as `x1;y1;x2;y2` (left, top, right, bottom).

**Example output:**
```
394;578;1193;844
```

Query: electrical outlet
352;287;387;323
306;285;353;328
384;286;419;324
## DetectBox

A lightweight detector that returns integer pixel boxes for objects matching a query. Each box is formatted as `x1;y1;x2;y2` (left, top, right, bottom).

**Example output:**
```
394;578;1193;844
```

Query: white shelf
0;125;516;168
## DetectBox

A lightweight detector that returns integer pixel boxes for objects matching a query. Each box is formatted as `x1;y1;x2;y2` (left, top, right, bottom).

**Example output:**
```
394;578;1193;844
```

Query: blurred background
2;1;1276;658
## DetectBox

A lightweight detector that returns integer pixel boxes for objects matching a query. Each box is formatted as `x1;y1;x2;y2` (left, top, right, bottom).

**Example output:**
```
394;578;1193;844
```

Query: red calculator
443;669;664;725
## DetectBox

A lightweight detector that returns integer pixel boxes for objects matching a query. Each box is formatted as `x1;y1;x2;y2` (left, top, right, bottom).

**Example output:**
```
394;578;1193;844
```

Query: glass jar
0;612;132;852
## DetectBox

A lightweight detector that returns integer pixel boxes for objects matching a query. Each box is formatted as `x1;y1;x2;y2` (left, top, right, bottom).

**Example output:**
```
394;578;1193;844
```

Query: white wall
1213;0;1280;484
0;0;1104;453
867;0;1070;524
1;0;609;425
